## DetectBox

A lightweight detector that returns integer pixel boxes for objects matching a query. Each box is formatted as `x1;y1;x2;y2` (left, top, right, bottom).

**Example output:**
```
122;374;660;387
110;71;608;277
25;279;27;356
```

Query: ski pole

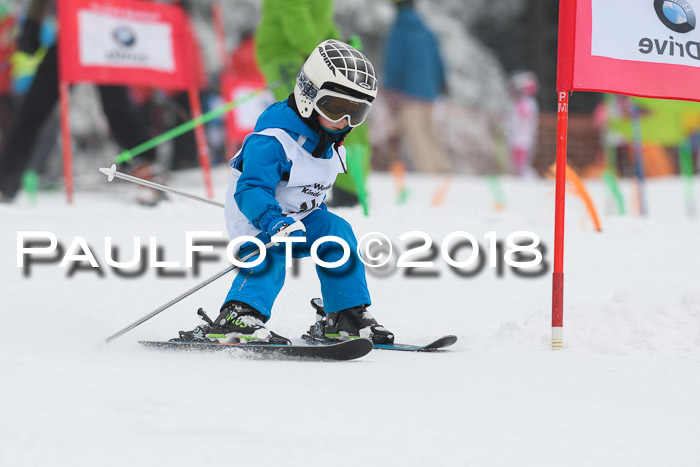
103;221;306;344
99;164;224;208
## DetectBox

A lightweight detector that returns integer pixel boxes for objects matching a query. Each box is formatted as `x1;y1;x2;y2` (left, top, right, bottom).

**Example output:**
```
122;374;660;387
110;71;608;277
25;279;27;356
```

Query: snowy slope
1;169;699;467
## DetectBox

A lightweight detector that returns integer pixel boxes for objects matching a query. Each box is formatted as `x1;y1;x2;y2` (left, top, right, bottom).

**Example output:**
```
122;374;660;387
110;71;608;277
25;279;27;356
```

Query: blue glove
265;216;297;237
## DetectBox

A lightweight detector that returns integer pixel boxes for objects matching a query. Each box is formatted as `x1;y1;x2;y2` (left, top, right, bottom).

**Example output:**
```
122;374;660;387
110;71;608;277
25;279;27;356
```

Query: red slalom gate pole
211;3;234;158
211;3;229;70
188;86;215;199
59;80;74;204
552;91;569;350
184;18;214;200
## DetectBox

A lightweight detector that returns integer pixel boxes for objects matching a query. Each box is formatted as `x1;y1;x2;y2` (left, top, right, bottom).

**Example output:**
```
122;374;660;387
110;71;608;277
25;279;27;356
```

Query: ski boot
303;298;394;345
173;302;291;345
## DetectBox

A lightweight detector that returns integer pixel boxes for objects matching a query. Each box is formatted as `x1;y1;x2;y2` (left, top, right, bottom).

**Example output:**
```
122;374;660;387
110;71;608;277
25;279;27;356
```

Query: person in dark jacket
384;0;451;173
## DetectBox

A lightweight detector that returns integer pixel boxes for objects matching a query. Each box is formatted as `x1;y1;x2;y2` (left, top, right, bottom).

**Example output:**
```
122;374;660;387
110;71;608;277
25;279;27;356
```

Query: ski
373;335;458;352
139;337;373;361
303;299;457;352
301;334;458;352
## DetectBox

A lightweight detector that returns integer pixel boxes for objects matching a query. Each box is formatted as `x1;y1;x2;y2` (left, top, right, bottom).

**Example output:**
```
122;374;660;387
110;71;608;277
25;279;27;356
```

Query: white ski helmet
295;39;378;125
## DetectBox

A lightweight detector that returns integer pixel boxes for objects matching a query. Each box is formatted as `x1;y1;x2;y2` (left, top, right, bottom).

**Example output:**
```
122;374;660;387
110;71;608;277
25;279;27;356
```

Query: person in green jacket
255;0;372;213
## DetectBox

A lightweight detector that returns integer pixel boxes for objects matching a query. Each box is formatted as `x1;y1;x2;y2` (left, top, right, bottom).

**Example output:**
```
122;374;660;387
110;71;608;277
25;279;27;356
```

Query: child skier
506;71;539;177
176;40;394;345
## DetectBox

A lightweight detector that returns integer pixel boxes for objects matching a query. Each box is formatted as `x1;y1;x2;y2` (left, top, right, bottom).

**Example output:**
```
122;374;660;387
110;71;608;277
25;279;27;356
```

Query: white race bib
225;128;346;240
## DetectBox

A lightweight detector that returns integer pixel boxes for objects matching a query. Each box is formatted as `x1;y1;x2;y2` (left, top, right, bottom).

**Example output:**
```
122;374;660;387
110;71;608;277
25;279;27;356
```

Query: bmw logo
112;27;137;47
654;0;696;33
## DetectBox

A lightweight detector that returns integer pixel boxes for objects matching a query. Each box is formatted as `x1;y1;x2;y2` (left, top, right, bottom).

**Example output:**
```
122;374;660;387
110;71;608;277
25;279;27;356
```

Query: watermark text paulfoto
16;230;550;279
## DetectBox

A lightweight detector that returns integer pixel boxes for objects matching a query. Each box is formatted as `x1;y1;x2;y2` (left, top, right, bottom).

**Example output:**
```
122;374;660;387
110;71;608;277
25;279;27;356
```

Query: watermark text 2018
16;230;549;279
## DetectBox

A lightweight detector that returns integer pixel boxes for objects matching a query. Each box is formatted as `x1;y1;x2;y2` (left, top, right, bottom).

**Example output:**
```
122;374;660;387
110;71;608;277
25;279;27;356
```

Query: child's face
317;114;349;131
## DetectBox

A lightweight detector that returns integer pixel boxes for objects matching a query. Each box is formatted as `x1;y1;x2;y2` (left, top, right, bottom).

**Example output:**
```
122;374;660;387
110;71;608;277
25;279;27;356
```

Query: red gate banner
58;0;190;89
558;0;700;102
220;73;274;145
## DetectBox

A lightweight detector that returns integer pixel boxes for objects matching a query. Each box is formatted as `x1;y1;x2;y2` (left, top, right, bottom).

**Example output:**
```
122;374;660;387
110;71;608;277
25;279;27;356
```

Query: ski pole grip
281;220;305;235
271;221;306;246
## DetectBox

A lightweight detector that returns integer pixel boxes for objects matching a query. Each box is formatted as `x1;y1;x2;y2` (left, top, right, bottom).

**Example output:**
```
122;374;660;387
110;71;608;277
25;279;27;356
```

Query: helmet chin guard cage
294;40;378;123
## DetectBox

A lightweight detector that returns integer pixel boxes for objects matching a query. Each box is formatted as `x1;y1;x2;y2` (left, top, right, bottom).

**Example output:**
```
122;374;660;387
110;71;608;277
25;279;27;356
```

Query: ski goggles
313;89;372;128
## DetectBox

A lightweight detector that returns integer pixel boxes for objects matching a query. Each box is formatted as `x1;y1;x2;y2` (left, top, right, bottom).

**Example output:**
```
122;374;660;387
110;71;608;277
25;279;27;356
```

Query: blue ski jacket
229;99;341;234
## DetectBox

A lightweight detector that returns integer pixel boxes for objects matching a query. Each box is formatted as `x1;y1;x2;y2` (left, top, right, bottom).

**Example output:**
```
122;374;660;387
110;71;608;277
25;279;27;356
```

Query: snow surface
2;169;700;467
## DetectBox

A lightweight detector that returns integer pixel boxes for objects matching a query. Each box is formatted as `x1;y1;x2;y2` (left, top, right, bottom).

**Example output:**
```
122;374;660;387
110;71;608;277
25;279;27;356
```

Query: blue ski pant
223;209;371;318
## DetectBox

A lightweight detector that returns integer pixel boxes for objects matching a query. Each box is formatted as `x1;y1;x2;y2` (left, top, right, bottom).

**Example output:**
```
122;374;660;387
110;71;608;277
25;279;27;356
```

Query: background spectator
505;70;539;177
383;0;450;174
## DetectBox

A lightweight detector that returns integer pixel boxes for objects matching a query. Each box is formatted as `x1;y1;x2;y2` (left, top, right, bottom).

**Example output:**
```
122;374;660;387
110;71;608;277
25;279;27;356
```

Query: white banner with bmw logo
558;0;700;101
58;0;191;89
78;10;175;72
591;0;700;67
